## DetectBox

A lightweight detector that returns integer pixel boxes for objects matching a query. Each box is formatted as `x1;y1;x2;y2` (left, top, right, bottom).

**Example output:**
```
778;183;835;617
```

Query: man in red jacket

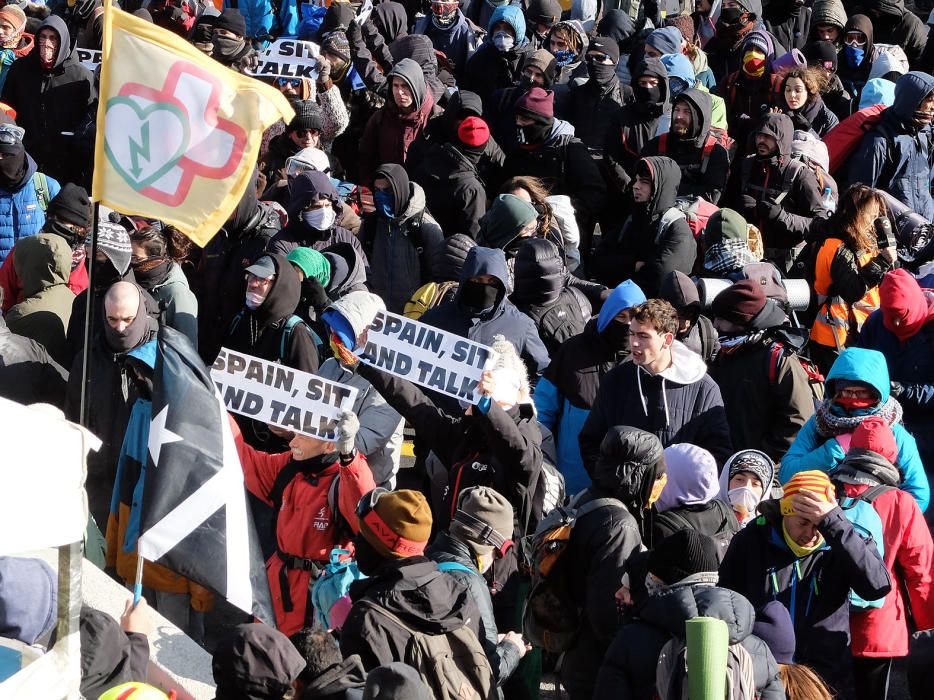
833;416;934;699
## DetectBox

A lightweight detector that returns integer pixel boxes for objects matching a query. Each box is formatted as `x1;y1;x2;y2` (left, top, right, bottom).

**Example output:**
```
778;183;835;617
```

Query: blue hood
597;280;646;332
457;245;511;310
859;78;896;109
488;4;527;42
647;27;682;56
892;71;934;125
660;53;695;87
825;347;891;402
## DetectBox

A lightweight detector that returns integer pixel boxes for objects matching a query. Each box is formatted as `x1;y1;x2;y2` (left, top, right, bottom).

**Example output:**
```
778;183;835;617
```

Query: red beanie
851;416;898;464
711;279;767;325
515;87;554;122
881;269;931;342
457;116;490;147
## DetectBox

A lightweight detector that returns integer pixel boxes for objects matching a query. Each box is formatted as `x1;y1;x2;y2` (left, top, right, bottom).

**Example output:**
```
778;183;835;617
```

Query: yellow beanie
780;470;833;516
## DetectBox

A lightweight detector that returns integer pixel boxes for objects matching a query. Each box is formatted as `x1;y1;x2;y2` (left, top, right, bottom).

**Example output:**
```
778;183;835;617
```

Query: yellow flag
92;5;294;246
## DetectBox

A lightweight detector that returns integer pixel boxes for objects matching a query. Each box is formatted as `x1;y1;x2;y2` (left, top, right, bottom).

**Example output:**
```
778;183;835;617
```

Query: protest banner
212;348;357;440
248;38;321;81
77;48;102;72
359;310;497;402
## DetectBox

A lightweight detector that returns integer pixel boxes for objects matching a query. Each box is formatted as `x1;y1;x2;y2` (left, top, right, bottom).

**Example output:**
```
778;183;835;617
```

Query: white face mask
728;486;761;524
245;290;266;310
302;206;336;231
493;31;514;52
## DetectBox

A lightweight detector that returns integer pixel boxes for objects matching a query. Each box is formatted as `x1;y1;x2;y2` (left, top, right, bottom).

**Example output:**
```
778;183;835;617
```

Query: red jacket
232;419;375;636
0;246;87;313
846;483;934;657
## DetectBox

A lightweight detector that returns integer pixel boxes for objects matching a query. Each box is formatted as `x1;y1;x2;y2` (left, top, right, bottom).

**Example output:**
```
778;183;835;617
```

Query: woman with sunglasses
231;408;376;637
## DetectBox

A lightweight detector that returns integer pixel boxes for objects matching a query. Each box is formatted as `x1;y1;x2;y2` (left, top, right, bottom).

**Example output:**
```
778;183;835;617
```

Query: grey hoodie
387;57;428;112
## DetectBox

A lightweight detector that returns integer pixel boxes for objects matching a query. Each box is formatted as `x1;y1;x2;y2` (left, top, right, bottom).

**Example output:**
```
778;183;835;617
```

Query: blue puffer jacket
845;72;934;221
223;0;298;40
780;347;930;512
0;156;61;263
535;280;646;494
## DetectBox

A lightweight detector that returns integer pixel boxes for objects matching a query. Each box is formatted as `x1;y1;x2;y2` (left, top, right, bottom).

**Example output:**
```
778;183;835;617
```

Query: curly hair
632;299;680;337
781;66;827;104
129;224;192;263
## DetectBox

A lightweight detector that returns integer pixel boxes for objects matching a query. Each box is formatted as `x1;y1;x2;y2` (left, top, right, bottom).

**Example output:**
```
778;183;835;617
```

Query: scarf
704;239;758;274
782;520;825;557
814;396;903;437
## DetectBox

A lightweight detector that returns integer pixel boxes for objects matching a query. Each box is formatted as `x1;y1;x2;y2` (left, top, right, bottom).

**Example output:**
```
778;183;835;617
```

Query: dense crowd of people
2;0;934;697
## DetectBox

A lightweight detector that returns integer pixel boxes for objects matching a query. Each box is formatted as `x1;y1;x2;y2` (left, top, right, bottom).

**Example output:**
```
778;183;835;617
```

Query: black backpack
520;287;588;356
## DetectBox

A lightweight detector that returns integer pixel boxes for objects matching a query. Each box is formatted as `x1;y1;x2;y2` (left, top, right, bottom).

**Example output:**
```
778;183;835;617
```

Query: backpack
872;43;910;76
522;490;622;653
31;172;49;213
658;128;736;175
520;287;587;356
655;633;757;700
824;104;887;175
358;601;496;700
766;341;825;409
839;485;892;610
228;312;324;361
404;280;459;320
310;547;366;630
791;129;837;201
656;507;734;562
674;195;720;240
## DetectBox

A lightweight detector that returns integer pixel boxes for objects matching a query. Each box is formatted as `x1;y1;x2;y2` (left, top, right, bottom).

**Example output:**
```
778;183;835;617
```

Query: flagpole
78;202;100;428
132;552;144;607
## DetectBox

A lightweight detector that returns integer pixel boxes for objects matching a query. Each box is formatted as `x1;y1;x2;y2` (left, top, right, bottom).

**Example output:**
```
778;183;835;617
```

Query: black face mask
587;61;617;85
602;320;632;354
717;7;747;29
517;120;552;146
0;149;27;189
102;296;149;353
131;258;171;289
212;35;245;60
45;219;84;249
91;258;122;292
633;84;661;104
459;279;500;315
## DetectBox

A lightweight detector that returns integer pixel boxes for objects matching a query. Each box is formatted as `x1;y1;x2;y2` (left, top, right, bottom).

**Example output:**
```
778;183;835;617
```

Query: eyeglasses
0;123;24;145
277;77;302;88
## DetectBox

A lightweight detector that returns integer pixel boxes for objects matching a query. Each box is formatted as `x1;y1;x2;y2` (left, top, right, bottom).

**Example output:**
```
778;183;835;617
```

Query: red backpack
824;104;887;175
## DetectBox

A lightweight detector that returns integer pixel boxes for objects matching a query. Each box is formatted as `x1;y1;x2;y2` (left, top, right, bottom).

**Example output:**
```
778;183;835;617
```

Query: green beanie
705;208;747;246
480;194;539;250
287;247;331;286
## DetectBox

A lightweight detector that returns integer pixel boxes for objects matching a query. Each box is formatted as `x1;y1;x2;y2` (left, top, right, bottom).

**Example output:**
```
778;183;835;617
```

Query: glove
758;198;782;221
336;410;359;456
316;55;331;85
835;432;853;453
741;195;757;215
891;380;905;398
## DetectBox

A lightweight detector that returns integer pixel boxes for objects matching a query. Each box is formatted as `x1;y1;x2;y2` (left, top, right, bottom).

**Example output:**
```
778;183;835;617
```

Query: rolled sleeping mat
686;616;729;700
697;278;811;312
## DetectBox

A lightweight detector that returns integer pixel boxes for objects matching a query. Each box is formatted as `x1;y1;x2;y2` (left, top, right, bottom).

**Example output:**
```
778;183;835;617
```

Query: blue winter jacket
414;11;477;77
223;0;298;40
845;71;934;221
535;280;646;494
0;156;61;263
780;346;930;512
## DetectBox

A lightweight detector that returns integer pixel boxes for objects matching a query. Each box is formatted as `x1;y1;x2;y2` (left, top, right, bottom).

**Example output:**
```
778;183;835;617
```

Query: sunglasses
586;53;611;64
357;488;427;557
0;123;24;145
293;128;319;137
277;77;302;88
452;508;514;560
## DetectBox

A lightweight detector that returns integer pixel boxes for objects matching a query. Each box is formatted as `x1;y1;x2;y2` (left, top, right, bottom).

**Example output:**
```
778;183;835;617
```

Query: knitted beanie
450;487;515;558
479;194;539;249
664;14;695;45
742;30;771;57
214;8;246;36
357;489;433;559
711;279;767;325
287;247;331;286
725;449;775;490
587;35;620;64
780;470;832;516
96;222;133;276
457;116;490;148
515;87;554;123
48;183;92;229
288;100;324;133
322;31;351;63
648;530;719;585
753;601;795;664
0;5;26;32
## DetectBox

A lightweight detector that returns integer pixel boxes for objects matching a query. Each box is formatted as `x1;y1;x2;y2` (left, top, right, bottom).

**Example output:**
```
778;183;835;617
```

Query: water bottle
821;186;835;214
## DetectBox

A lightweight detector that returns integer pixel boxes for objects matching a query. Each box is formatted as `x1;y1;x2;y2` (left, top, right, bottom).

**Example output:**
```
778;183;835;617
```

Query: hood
79;606;137;699
287;169;340;223
675;87;713;145
389;33;439;74
456;246;511;309
400;182;428;222
523;49;558;88
251;253;301;327
871;0;905;18
0;556;57;646
550;19;588;56
596;9;635;46
353;558;477;633
825;347;891;402
36;15;70;69
655;443;720;512
13;233;72;297
656;340;708;384
647;27;682;56
374;162;412;217
892;71;934;125
880;268;934;341
718;449;776;508
488;4;527;42
639;155;681;218
388;57;429;112
511;238;564;307
429;233;476;282
358;662;428;700
868;51;906;81
859;78;895;108
478;193;538;250
373;1;408;42
592;425;666;509
660;51;695;87
659;270;700;312
640;585;755;645
634;56;670;109
323;242;367;296
302;654;367;697
212;623;305;700
811;0;847;31
844;15;874;56
597;279;647;332
755;111;793;158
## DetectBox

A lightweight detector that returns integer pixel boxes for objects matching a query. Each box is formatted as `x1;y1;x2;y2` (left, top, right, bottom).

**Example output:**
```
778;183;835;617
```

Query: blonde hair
778;663;833;700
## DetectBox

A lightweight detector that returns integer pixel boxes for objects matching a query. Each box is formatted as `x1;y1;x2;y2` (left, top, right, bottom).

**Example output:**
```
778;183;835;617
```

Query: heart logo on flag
104;96;190;192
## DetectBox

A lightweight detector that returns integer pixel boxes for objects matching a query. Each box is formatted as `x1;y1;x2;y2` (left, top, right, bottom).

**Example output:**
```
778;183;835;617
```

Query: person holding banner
231;409;376;636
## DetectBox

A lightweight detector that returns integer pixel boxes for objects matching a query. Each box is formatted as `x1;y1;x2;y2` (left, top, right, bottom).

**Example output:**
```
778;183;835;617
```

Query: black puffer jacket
763;1;811;52
593;156;697;295
593;584;785;700
559;426;657;700
429;233;477;283
463;41;533;103
413;142;488;239
0;313;67;406
643;88;731;204
564;75;631;153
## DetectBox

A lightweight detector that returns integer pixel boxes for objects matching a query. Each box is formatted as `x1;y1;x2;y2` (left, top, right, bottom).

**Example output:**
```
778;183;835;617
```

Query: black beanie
288;100;324;133
588;35;620;64
47;183;92;229
803;40;837;72
214;8;246;37
648;530;719;585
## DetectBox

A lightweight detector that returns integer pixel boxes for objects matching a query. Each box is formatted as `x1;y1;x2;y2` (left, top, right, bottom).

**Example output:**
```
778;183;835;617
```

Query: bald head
104;281;141;333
